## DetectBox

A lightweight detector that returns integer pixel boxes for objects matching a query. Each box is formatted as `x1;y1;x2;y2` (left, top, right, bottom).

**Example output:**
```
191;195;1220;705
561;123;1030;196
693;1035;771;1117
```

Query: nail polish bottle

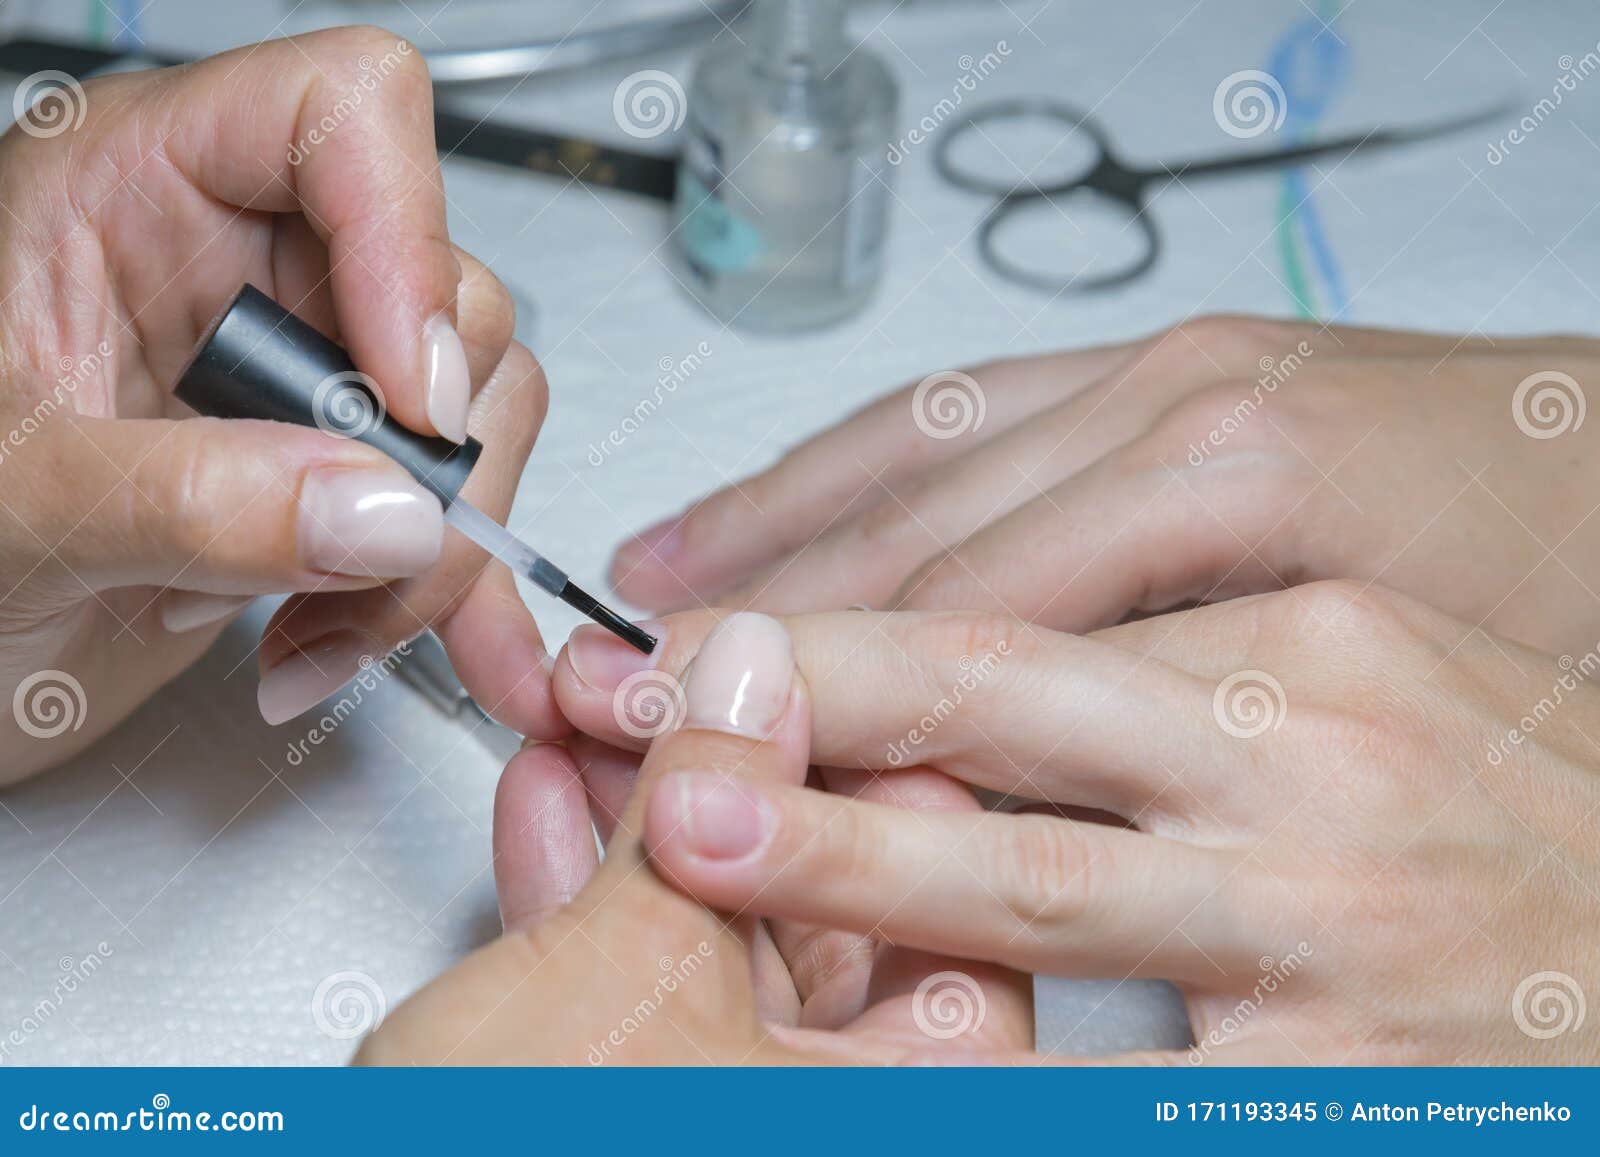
674;0;899;332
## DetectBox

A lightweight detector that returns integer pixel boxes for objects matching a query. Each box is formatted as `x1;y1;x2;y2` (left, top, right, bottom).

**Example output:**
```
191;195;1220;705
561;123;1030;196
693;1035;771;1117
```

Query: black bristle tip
558;581;657;655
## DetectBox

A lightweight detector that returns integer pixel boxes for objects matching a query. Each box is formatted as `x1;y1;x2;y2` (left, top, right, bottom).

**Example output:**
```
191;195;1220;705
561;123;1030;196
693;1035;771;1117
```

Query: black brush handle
174;285;481;505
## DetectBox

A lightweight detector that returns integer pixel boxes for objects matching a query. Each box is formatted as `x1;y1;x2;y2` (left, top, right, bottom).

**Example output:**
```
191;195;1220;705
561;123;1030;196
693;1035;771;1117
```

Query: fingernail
299;468;443;577
567;620;663;692
258;630;378;725
682;612;792;740
160;590;253;634
611;519;683;581
422;312;471;443
664;771;769;861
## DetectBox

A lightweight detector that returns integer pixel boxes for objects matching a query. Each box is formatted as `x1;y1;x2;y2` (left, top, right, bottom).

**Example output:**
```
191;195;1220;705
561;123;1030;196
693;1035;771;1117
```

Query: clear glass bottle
674;0;899;332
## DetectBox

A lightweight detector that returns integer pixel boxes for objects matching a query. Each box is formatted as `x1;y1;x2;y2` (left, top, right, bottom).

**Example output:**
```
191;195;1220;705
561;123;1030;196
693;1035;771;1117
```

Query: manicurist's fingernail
661;771;769;861
422;312;471;443
682;612;792;740
258;630;378;725
299;467;443;578
567;621;663;692
160;590;253;634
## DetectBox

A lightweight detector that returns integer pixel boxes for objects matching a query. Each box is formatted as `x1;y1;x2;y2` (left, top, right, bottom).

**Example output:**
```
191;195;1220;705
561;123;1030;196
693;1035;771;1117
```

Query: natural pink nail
664;772;769;861
422;312;471;443
567;621;663;692
681;612;792;740
160;591;253;634
258;630;377;725
299;468;443;577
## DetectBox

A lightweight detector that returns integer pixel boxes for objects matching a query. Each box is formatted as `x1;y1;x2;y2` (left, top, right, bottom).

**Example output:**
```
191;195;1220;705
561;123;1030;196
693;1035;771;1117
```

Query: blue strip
1;1067;1595;1152
1268;10;1352;318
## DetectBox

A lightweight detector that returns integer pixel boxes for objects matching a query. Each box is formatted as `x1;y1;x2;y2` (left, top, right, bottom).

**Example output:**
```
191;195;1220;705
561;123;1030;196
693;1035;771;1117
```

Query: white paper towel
1;0;1595;1064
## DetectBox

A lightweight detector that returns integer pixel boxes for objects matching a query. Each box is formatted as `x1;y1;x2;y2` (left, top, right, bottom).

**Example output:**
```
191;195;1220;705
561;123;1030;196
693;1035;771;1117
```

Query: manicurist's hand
553;589;1600;1064
609;318;1600;657
0;28;561;784
359;614;1035;1065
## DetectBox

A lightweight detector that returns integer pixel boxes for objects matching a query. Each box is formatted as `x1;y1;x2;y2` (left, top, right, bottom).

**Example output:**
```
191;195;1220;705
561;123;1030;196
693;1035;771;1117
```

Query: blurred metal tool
395;632;521;759
0;35;680;200
415;0;750;84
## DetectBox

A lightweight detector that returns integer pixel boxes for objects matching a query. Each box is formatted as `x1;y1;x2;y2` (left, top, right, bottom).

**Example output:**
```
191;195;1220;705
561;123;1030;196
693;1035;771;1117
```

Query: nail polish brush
174;284;656;655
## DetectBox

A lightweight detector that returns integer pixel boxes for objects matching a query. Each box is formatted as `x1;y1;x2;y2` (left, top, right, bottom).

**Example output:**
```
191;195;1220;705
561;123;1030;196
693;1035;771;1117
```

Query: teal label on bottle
678;133;762;276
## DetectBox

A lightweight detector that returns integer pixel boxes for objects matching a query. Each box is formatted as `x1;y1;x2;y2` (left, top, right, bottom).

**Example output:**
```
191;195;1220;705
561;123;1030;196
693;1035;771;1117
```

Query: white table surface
1;0;1595;1063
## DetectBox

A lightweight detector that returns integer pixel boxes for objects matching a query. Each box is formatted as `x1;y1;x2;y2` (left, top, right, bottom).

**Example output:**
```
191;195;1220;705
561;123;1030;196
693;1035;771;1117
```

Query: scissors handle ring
976;193;1161;294
933;98;1115;196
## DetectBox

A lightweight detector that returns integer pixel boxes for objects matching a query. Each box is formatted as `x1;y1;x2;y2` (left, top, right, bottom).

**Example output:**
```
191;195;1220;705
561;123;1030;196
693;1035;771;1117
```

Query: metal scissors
934;98;1507;294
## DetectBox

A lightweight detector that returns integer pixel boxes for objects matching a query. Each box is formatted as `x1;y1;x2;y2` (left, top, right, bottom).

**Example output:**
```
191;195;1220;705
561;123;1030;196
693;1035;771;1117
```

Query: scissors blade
1167;101;1517;181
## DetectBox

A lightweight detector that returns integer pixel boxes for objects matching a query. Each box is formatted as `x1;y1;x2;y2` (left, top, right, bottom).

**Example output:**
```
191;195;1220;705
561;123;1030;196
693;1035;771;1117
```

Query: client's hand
609;319;1600;657
554;587;1600;1064
358;614;1032;1064
0;28;560;784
